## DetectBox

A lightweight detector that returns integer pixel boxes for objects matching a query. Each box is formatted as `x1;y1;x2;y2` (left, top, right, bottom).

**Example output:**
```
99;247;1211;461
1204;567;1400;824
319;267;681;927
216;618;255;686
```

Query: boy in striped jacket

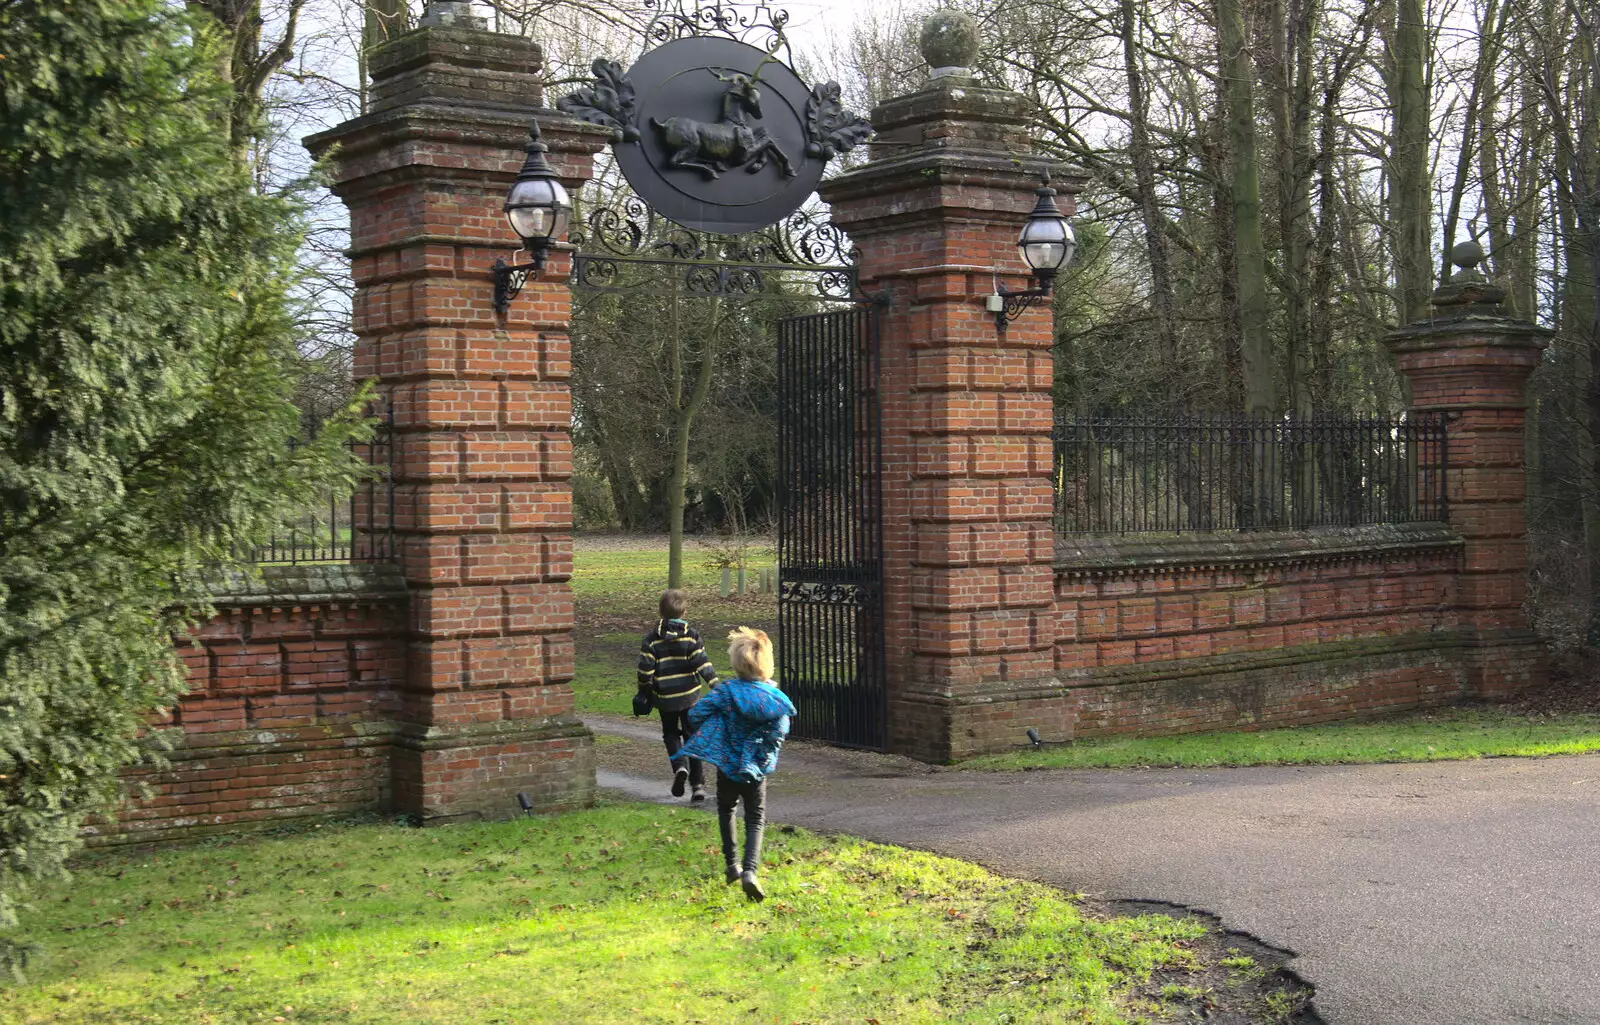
636;589;719;801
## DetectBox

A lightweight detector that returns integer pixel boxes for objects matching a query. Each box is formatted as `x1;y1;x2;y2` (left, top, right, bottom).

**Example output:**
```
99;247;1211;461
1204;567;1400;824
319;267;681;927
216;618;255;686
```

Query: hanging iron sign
558;35;871;235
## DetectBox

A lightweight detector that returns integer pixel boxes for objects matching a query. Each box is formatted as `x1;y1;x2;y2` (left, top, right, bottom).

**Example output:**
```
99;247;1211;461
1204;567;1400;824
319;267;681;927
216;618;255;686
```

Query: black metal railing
244;418;396;564
1054;413;1448;533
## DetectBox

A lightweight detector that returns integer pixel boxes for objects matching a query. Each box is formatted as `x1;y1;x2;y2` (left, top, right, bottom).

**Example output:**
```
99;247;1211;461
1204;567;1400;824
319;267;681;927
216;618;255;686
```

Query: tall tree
0;0;364;971
1385;0;1433;324
361;0;411;113
1218;0;1276;415
1121;0;1181;379
186;0;311;160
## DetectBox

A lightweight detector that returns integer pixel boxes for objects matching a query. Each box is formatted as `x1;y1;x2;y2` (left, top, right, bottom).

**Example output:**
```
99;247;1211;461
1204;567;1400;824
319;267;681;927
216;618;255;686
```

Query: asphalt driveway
590;714;1600;1024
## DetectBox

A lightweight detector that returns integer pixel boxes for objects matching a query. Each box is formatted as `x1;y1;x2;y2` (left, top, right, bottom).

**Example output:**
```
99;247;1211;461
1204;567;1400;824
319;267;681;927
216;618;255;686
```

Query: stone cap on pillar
822;10;1085;229
366;13;543;114
1384;241;1551;361
1383;243;1550;410
866;10;1031;159
304;11;607;209
418;1;488;29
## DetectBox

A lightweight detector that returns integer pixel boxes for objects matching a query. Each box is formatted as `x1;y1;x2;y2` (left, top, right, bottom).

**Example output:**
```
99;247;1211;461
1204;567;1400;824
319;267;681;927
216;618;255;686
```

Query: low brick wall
1061;523;1477;733
90;564;410;846
935;524;1494;759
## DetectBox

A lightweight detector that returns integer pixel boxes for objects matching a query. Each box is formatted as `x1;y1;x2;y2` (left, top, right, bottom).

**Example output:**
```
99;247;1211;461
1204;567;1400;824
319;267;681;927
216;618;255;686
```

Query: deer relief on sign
650;64;797;179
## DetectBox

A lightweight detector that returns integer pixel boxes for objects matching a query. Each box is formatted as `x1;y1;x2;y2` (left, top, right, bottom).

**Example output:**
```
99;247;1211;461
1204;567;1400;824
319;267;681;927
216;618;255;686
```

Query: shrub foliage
0;0;365;973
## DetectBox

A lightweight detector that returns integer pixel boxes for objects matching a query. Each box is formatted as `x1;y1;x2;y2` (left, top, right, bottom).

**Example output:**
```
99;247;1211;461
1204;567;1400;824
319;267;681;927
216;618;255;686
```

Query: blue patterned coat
679;678;796;783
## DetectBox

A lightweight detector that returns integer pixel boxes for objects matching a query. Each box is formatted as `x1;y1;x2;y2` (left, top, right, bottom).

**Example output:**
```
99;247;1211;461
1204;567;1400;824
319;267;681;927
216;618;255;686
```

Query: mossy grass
966;708;1600;770
3;805;1212;1024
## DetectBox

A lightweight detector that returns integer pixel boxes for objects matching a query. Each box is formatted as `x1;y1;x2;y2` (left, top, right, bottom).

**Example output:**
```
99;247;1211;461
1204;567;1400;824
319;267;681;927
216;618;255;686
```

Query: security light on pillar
988;175;1076;328
493;118;573;314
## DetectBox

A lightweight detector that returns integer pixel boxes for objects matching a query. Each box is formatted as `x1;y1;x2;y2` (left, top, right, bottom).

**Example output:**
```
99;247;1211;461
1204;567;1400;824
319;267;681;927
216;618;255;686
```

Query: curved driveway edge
589;714;1600;1024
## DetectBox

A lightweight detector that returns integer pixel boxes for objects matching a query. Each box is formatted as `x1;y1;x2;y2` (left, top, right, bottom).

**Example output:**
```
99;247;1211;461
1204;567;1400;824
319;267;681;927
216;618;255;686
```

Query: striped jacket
636;619;717;712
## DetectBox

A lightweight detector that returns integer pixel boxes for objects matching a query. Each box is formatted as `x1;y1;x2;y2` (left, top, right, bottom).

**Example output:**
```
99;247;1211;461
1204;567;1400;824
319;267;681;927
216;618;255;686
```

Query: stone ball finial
1450;239;1484;272
418;1;488;30
919;10;981;79
1433;236;1505;310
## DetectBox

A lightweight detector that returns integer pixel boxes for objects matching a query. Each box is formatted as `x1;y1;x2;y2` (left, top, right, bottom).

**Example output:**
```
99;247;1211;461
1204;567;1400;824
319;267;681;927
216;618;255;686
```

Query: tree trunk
1122;0;1181;383
1439;0;1498;285
1387;0;1433;325
361;1;409;113
1218;0;1276;417
664;290;722;588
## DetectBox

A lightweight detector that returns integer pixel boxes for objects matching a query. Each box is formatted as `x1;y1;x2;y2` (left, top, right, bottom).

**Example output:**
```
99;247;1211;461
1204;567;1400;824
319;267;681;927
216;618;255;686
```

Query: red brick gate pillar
308;19;608;820
819;15;1084;761
1385;243;1550;698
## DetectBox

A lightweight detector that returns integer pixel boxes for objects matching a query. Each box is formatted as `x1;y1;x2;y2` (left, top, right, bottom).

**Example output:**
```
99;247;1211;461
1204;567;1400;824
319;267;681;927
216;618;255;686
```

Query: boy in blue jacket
677;626;795;902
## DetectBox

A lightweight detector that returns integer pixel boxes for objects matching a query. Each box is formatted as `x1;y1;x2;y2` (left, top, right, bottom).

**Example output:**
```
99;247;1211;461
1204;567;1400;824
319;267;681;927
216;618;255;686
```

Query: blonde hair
727;626;774;681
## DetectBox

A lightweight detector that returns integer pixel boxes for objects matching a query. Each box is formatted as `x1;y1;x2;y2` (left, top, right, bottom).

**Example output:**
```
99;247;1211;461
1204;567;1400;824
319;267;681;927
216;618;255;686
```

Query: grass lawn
573;630;645;717
571;543;776;617
1;805;1253;1025
966;707;1600;771
572;538;777;717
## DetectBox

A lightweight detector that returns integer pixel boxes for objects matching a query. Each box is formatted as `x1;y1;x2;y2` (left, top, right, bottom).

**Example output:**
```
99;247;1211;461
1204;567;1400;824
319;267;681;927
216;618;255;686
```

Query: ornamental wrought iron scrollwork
491;258;530;315
571;256;622;290
778;581;874;606
572;202;855;266
550;0;873;300
569;200;862;300
553;0;873;236
642;0;793;59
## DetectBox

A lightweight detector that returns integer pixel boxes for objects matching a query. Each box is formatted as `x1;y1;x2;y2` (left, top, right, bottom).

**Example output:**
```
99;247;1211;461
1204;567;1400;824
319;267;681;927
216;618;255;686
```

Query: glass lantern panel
1021;217;1070;245
509;205;552;240
505;178;571;241
1023;241;1067;271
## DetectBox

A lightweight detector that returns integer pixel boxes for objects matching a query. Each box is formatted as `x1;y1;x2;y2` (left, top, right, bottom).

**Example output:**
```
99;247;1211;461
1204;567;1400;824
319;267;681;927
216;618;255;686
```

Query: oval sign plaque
558;36;872;235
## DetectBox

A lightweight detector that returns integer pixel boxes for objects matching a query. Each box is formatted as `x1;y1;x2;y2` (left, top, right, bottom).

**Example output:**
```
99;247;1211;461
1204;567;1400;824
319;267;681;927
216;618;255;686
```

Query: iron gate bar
777;303;886;751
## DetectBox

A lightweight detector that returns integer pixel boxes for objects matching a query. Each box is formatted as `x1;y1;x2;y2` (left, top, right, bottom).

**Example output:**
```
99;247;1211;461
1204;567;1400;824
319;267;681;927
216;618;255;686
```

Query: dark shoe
690;785;707;803
725;864;741;884
671;767;688;797
740;869;765;902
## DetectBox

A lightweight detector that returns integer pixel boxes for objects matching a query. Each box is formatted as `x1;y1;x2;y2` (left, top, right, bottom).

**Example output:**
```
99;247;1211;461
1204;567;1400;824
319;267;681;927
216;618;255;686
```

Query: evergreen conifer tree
0;0;367;972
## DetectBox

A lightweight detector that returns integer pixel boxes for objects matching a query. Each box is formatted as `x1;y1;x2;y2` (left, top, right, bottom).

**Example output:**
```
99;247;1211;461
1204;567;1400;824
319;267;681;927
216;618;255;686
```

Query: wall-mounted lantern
492;119;572;314
988;177;1076;328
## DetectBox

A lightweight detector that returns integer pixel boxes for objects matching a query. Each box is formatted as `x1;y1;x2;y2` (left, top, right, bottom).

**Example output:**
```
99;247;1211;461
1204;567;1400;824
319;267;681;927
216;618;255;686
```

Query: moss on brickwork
199;562;408;605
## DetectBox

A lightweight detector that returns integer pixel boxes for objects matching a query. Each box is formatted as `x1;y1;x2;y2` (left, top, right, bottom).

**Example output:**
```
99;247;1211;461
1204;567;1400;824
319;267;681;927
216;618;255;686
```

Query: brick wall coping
200;563;409;607
1055;523;1463;576
819;150;1065;213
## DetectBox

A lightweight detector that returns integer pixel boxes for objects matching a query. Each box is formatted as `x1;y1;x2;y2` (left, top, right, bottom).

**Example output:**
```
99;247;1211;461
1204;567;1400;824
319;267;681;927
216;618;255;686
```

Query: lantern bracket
492;255;543;315
991;274;1055;328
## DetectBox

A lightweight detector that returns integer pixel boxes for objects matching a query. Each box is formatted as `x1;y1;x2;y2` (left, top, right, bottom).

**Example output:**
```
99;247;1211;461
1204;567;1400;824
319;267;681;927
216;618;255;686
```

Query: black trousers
659;708;704;787
716;775;767;872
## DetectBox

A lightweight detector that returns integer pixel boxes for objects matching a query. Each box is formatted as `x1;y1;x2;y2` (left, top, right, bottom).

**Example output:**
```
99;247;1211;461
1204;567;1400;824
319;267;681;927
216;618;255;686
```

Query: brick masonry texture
93;565;409;845
102;23;606;842
302;22;605;824
819;67;1546;762
107;27;1554;823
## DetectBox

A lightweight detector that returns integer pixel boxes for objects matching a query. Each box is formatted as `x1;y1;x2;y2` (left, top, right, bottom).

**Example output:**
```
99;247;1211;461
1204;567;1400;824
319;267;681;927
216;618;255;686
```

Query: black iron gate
776;305;886;750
